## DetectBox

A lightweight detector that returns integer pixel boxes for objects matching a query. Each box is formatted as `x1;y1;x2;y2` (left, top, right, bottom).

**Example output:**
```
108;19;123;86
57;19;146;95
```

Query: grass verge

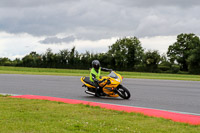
0;95;199;133
0;66;200;81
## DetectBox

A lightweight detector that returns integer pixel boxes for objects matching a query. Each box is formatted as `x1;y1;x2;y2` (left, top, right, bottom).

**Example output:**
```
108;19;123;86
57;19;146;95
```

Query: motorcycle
81;71;131;99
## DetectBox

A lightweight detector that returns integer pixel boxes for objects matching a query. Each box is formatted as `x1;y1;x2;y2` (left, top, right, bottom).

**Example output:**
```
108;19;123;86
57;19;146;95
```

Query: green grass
0;66;200;81
0;66;89;76
0;95;199;133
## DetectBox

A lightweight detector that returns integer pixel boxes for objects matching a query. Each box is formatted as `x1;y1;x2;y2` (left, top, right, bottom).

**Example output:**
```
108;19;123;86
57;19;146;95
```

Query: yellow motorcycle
81;71;131;99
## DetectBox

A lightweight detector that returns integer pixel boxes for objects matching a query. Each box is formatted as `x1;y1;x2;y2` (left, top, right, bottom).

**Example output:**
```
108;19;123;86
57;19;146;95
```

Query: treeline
1;33;200;74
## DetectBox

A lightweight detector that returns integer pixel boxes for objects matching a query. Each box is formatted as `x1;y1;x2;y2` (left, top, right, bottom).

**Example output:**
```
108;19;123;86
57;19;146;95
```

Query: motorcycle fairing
81;76;96;88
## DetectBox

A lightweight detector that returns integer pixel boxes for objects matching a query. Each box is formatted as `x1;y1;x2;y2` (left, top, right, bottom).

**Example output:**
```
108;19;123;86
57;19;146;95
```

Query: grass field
0;66;200;81
0;95;199;133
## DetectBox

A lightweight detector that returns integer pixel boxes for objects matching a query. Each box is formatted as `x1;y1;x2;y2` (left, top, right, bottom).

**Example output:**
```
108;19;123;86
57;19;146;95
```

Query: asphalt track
0;74;200;115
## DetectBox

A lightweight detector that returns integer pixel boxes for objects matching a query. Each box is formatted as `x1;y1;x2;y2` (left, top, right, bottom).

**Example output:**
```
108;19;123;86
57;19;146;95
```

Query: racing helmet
92;60;100;70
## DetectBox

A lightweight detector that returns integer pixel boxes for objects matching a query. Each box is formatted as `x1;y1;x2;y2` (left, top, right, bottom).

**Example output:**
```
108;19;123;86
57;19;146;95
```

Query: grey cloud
0;0;200;40
39;36;76;44
0;0;76;7
108;0;200;8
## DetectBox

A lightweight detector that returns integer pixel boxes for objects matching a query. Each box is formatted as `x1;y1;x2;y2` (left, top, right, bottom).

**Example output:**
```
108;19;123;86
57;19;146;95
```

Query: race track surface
0;74;200;114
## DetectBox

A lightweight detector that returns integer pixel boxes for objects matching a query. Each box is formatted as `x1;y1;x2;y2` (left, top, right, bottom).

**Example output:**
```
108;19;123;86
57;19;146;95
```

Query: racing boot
94;86;101;97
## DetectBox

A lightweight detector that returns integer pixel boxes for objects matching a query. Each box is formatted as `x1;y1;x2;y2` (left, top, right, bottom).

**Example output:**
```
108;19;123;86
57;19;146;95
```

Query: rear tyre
116;85;131;99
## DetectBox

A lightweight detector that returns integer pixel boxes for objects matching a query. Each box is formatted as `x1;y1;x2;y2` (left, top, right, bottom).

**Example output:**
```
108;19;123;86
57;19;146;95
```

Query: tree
58;49;70;68
167;33;200;71
42;48;56;68
80;51;92;69
142;50;161;72
13;58;22;66
97;53;113;69
108;37;144;70
0;57;12;66
158;54;171;72
187;45;200;74
22;52;41;67
68;47;80;68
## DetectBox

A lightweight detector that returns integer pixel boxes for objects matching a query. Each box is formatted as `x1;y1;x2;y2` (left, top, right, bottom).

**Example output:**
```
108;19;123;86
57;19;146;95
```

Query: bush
170;65;180;73
188;66;200;74
134;64;145;72
158;65;171;72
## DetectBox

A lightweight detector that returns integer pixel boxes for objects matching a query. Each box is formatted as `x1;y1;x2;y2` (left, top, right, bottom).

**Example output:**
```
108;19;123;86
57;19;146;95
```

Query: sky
0;0;200;59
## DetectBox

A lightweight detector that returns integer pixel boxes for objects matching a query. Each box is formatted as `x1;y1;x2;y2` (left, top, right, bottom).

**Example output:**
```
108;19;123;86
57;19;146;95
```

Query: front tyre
116;85;131;99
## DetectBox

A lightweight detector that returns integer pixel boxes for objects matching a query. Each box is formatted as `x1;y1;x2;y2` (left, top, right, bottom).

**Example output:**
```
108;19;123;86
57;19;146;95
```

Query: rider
90;60;112;97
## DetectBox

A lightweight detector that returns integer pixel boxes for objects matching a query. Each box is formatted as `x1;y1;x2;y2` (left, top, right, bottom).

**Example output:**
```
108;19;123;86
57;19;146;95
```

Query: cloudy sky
0;0;200;59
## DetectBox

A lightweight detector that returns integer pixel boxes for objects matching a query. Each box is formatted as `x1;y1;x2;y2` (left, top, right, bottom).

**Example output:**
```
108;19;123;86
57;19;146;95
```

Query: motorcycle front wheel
116;85;131;99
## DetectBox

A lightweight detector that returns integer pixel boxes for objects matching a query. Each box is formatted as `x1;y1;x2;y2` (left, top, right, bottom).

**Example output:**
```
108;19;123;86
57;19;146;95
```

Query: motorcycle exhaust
85;90;95;96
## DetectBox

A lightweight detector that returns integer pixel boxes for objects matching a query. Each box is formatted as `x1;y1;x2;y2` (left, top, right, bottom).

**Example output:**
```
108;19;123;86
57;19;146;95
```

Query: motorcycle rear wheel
116;85;131;99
